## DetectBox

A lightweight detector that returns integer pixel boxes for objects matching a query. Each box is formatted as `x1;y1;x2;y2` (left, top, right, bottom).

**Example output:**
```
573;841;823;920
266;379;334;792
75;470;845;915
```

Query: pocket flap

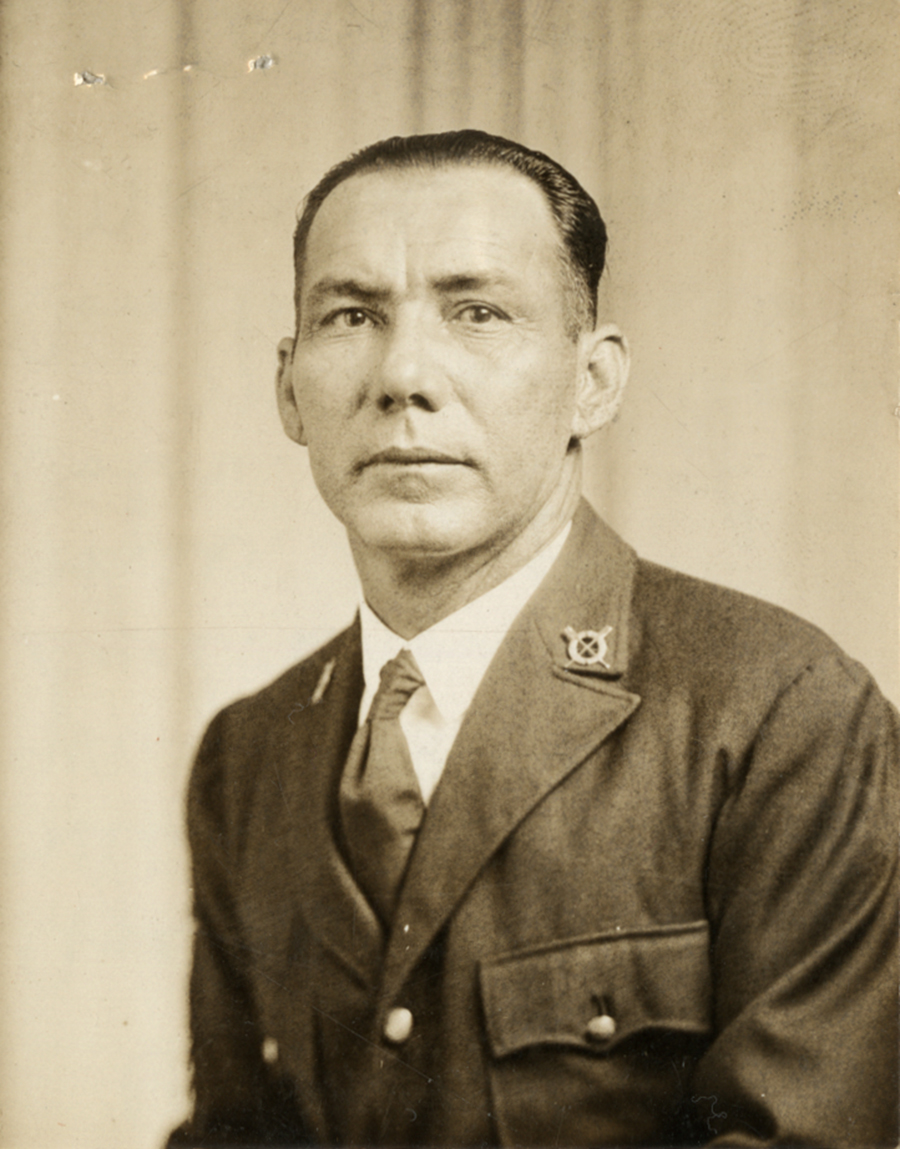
480;922;712;1057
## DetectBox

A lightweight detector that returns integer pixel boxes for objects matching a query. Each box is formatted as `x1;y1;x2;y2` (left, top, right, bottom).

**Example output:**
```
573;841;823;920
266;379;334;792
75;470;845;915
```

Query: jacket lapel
280;619;385;987
382;502;642;999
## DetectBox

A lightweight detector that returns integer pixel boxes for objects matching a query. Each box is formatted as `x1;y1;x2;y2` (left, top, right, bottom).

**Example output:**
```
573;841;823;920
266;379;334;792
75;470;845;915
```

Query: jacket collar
279;621;387;986
530;497;635;680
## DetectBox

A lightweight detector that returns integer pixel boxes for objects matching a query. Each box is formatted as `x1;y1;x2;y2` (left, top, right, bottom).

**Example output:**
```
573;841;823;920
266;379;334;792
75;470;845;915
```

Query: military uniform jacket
170;502;899;1147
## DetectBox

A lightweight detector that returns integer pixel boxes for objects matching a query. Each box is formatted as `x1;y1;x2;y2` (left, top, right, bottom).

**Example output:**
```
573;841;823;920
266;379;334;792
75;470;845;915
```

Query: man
169;131;898;1147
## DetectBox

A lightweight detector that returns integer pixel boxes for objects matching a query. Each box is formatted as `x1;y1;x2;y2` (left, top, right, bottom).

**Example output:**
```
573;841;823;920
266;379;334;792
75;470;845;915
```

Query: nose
373;309;448;413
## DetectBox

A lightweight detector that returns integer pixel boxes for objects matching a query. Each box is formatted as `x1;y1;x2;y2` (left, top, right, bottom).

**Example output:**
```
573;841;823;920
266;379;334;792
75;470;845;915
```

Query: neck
351;478;581;640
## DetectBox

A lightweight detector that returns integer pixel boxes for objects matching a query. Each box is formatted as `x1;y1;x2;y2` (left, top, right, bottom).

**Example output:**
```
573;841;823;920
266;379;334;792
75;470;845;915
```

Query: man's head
292;131;607;340
276;131;629;584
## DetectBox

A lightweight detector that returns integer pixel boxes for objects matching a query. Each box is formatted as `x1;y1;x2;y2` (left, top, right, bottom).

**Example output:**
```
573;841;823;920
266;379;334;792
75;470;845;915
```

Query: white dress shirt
358;522;571;803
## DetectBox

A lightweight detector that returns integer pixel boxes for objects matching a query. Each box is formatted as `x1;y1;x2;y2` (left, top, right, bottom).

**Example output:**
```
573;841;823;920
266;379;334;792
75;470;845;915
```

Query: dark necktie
339;648;426;924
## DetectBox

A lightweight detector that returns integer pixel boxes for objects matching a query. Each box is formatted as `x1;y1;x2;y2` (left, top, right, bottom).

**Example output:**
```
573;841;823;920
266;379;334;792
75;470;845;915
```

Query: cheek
305;443;352;520
481;405;574;496
293;343;364;407
294;373;351;440
504;371;577;446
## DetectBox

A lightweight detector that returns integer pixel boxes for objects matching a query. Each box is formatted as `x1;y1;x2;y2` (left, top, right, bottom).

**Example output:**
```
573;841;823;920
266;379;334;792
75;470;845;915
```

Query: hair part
292;130;607;340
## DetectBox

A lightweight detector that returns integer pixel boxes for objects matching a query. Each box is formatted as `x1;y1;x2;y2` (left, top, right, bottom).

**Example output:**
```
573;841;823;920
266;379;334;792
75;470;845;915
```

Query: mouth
358;447;470;470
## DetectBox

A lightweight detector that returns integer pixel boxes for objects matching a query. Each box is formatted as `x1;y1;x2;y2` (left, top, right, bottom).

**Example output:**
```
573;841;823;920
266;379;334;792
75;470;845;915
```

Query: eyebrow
304;277;393;309
430;272;515;294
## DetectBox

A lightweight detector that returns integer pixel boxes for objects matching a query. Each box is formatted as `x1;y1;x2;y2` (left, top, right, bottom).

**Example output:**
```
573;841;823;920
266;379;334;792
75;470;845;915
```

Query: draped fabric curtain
1;2;895;1145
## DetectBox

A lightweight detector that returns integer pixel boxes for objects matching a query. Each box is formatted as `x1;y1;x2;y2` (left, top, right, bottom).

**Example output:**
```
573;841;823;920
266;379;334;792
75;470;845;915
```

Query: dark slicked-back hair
292;130;607;337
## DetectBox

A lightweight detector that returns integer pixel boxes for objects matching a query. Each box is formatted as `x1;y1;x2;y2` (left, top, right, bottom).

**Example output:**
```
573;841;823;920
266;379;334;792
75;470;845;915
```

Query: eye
334;308;372;328
456;304;506;326
314;306;378;332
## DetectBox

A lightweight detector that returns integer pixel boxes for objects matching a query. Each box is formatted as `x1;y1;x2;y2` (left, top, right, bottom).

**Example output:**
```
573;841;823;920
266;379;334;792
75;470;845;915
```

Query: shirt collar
359;521;571;723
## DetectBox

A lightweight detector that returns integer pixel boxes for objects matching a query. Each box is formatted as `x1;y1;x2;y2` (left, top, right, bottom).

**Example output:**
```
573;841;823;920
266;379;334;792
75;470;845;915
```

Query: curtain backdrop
1;2;896;1145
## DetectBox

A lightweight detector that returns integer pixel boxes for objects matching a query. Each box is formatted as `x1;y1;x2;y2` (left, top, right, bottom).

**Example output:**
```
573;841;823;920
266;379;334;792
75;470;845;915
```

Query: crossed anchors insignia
562;625;613;669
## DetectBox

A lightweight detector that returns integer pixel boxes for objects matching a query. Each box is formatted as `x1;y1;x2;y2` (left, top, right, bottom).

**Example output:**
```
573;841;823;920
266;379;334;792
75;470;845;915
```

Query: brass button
585;1013;617;1041
383;1007;414;1044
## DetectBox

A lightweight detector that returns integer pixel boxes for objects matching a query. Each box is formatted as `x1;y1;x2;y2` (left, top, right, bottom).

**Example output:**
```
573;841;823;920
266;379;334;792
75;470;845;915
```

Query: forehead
301;164;564;290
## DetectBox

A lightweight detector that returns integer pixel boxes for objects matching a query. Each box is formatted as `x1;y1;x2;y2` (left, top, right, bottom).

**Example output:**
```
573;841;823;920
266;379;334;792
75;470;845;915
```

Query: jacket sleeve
690;653;899;1147
167;710;309;1148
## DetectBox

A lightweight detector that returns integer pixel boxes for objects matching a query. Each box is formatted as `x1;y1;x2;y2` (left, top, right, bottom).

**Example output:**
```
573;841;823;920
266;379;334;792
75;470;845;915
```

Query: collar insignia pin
563;625;613;669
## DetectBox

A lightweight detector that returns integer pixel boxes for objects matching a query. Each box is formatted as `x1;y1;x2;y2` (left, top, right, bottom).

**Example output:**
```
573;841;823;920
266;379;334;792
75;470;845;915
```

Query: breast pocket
479;921;713;1147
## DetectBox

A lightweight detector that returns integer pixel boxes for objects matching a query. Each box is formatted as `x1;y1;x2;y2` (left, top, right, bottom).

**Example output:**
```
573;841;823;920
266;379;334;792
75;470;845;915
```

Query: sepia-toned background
0;1;896;1146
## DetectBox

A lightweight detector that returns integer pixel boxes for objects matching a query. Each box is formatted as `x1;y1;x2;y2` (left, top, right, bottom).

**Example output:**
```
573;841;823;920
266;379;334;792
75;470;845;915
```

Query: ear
571;324;630;441
275;335;307;445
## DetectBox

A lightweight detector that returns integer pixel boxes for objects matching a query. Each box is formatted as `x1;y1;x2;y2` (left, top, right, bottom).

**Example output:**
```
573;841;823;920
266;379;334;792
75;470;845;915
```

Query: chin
351;500;486;558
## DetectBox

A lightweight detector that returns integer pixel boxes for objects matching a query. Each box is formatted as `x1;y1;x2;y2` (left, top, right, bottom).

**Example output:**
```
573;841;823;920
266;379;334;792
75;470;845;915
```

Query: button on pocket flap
479;922;712;1058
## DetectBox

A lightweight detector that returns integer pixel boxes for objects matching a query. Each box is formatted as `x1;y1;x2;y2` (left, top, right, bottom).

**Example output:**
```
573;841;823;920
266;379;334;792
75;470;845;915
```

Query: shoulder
632;557;838;669
187;622;359;824
620;558;899;850
627;556;894;738
206;623;355;742
566;501;869;705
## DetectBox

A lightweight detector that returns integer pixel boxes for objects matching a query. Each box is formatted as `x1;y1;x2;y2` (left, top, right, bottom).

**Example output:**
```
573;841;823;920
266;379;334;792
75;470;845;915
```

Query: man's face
278;165;604;563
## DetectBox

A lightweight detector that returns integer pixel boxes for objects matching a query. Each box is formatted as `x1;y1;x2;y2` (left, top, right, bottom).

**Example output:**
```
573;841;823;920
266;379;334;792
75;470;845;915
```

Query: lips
359;447;469;469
